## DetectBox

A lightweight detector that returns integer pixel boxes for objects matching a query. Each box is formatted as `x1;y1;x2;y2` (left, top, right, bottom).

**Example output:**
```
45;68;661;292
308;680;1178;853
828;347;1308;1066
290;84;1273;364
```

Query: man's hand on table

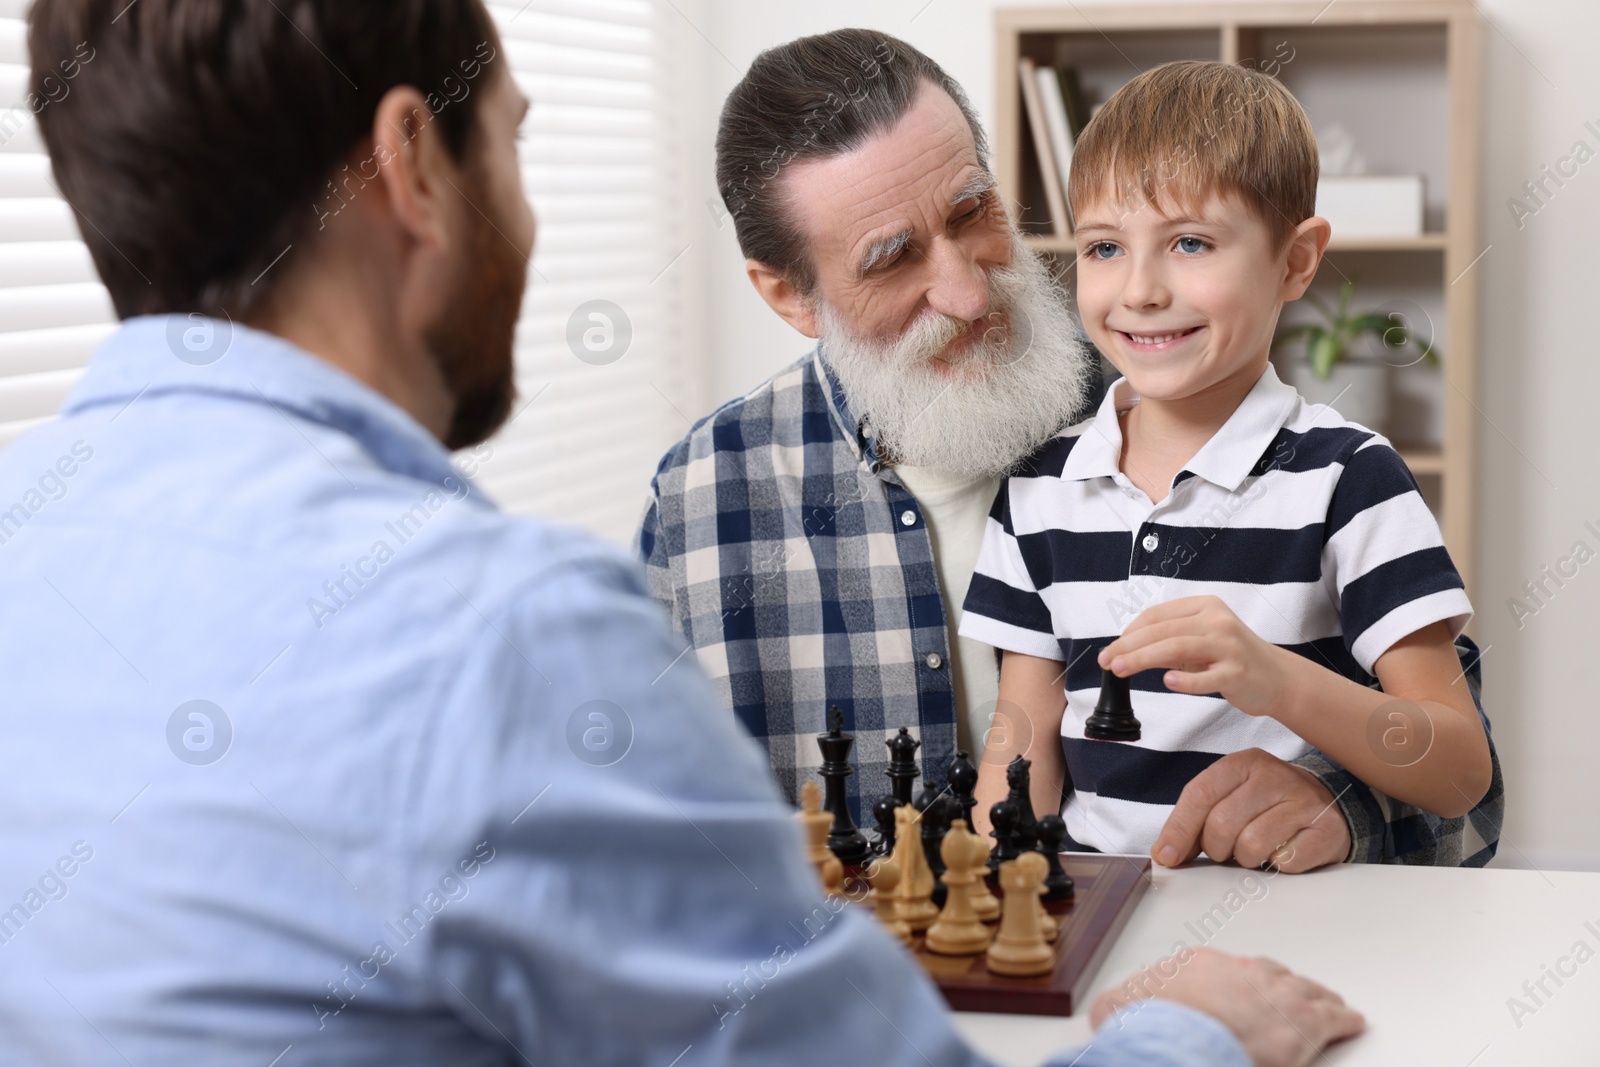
1152;749;1351;873
1091;948;1366;1067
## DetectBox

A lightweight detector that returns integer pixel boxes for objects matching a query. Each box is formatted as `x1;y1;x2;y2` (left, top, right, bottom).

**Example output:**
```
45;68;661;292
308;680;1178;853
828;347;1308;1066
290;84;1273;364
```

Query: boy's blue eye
1176;236;1209;254
1086;241;1120;260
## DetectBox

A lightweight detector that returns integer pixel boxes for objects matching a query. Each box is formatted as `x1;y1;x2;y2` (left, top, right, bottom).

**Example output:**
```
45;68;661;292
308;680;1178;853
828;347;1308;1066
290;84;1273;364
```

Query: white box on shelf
1315;174;1425;238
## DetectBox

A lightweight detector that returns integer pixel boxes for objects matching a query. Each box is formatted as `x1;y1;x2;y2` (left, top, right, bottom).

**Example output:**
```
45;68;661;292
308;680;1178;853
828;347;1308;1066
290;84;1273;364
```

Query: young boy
958;60;1492;862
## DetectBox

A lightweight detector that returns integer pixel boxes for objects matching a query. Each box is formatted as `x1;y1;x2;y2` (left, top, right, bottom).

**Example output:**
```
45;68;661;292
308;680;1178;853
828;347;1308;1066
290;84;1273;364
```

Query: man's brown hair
1067;60;1318;252
28;0;499;321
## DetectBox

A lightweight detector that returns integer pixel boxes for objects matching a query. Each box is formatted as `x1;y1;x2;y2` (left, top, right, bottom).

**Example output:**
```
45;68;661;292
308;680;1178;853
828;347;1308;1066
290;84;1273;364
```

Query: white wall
663;0;1600;871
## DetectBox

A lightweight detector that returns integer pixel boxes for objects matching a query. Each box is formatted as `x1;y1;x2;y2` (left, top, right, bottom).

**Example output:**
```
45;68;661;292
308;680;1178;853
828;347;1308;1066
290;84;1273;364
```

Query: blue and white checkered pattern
637;348;1502;864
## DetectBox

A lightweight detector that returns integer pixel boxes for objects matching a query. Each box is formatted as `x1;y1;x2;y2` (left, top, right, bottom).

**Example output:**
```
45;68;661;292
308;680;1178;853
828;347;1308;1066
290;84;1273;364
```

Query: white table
953;860;1599;1065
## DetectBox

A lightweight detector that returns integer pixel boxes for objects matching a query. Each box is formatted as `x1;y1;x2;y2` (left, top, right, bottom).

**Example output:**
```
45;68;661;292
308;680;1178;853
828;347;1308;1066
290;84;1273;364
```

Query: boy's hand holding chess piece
1099;593;1488;866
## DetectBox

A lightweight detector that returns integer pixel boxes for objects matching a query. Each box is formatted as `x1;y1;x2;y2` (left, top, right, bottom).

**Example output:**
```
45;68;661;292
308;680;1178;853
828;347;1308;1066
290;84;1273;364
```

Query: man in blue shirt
0;3;1361;1065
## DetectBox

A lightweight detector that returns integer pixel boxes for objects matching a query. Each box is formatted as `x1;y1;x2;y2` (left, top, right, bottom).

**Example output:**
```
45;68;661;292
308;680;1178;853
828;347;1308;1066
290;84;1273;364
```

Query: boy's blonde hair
1066;60;1318;253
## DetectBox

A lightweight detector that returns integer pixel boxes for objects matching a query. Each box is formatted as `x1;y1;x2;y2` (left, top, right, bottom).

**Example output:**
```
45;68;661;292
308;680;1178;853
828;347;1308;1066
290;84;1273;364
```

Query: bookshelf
995;1;1486;593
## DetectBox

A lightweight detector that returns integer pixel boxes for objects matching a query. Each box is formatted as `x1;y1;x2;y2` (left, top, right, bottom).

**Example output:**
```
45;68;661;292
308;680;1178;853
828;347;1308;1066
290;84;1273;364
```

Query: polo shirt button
900;510;917;527
1142;532;1160;552
925;653;943;669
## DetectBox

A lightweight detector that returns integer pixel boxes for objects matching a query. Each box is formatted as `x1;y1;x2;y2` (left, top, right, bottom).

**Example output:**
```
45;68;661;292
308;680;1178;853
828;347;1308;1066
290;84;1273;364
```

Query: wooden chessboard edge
932;855;1153;1017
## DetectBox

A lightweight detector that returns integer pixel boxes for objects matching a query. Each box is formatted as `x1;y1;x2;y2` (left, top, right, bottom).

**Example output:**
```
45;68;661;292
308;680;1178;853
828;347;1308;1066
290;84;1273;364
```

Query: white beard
816;233;1093;479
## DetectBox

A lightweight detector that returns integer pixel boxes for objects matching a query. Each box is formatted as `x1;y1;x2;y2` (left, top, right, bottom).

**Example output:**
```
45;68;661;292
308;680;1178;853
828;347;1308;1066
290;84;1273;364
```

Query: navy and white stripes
960;366;1474;855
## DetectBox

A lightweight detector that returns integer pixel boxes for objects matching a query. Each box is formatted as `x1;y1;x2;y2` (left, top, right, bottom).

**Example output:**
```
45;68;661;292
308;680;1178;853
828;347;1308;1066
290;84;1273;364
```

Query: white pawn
925;820;993;956
986;852;1054;977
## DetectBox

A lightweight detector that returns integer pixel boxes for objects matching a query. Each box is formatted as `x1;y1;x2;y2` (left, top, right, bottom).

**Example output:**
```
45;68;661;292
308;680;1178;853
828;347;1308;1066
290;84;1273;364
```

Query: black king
817;706;871;865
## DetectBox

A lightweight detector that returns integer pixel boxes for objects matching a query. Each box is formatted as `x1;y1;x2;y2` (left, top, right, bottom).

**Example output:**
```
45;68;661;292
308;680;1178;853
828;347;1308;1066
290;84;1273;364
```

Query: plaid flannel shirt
636;348;1503;865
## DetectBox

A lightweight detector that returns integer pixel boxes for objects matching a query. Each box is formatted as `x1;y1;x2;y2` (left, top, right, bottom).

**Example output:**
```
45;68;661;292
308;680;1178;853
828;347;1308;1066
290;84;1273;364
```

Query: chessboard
908;854;1151;1016
795;707;1153;1018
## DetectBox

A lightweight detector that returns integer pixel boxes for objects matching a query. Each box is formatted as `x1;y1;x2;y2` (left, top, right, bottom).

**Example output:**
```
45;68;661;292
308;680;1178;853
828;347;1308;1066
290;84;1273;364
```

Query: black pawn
1004;755;1040;853
947;750;979;832
1084;667;1142;742
871;794;899;857
921;792;954;908
1036;814;1076;901
988;799;1021;872
913;778;941;818
885;727;921;806
817;707;871;866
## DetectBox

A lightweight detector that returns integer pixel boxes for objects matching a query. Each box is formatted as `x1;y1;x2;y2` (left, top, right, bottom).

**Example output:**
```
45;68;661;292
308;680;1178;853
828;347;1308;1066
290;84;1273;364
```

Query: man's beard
426;172;528;452
816;232;1092;479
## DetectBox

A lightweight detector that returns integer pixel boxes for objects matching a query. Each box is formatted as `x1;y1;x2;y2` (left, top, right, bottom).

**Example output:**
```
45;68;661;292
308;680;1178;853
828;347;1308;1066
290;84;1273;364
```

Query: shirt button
900;510;917;527
1142;532;1160;552
925;653;943;669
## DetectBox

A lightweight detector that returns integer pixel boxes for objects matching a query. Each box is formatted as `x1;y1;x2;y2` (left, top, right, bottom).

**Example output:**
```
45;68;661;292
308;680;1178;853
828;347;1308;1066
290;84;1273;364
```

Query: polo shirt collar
813;345;888;472
63;315;479;494
1060;363;1299;492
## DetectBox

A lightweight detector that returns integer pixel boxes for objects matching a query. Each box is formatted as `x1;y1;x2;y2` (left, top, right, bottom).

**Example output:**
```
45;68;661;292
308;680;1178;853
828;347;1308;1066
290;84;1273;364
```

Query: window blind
0;0;699;546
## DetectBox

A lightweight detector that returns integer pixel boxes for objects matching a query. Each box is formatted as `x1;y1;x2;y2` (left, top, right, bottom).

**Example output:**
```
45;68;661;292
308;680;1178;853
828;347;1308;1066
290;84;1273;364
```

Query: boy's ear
1279;216;1332;300
747;259;820;338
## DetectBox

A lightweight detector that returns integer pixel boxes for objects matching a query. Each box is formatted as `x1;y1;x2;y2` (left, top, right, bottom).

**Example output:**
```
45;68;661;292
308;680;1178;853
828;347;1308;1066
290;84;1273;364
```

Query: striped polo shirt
959;364;1473;855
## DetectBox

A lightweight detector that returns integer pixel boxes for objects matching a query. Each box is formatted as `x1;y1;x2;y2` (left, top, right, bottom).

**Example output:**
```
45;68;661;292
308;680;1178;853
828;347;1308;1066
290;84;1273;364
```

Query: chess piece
891;804;939;932
1084;667;1142;742
924;820;994;957
987;799;1021;871
864;855;912;946
921;791;954;883
816;707;871;866
1024;851;1062;940
912;779;941;819
986;852;1054;977
1036;814;1076;901
886;727;921;805
797;779;845;896
871;794;900;857
968;856;1001;922
947;750;979;832
1004;755;1040;853
912;780;947;904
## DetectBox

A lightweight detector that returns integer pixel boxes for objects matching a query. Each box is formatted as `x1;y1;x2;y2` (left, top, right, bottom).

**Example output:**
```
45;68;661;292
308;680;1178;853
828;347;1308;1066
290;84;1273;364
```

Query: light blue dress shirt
0;316;1247;1067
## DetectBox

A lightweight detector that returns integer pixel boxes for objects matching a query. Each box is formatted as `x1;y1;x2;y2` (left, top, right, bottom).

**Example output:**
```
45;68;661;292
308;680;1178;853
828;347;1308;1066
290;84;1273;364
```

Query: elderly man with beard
639;28;1502;874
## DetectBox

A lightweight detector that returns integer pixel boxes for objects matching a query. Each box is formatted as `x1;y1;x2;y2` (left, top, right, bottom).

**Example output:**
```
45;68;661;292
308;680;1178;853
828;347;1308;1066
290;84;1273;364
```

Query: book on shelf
1018;56;1069;236
1018;61;1091;237
1035;64;1076;232
1056;65;1091;139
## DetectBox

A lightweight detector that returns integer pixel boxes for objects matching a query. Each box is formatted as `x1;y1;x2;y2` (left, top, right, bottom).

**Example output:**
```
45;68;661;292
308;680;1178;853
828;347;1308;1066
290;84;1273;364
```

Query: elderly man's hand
1091;948;1365;1067
1152;748;1350;873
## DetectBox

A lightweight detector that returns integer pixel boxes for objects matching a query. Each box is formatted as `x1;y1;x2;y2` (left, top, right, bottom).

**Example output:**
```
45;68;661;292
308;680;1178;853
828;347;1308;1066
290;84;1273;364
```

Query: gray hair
714;28;990;294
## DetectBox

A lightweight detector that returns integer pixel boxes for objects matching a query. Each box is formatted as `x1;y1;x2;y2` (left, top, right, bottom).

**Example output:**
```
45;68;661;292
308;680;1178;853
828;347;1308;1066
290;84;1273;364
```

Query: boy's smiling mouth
1116;324;1205;351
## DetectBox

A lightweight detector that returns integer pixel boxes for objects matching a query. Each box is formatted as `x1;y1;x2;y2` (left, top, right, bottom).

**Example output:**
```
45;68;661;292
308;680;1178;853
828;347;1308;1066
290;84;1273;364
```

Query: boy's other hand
1098;595;1290;714
1151;748;1350;871
1090;947;1366;1067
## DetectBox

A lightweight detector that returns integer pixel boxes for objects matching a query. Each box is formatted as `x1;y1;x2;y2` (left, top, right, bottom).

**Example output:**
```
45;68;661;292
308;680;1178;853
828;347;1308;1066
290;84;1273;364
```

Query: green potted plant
1273;279;1439;431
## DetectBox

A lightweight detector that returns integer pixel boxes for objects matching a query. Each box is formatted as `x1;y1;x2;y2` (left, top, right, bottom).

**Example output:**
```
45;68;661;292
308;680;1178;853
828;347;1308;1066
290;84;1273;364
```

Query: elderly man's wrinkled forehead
778;81;993;284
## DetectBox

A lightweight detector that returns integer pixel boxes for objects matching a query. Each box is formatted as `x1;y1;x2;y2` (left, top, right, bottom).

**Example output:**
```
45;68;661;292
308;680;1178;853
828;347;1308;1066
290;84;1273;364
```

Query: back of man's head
28;0;498;321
